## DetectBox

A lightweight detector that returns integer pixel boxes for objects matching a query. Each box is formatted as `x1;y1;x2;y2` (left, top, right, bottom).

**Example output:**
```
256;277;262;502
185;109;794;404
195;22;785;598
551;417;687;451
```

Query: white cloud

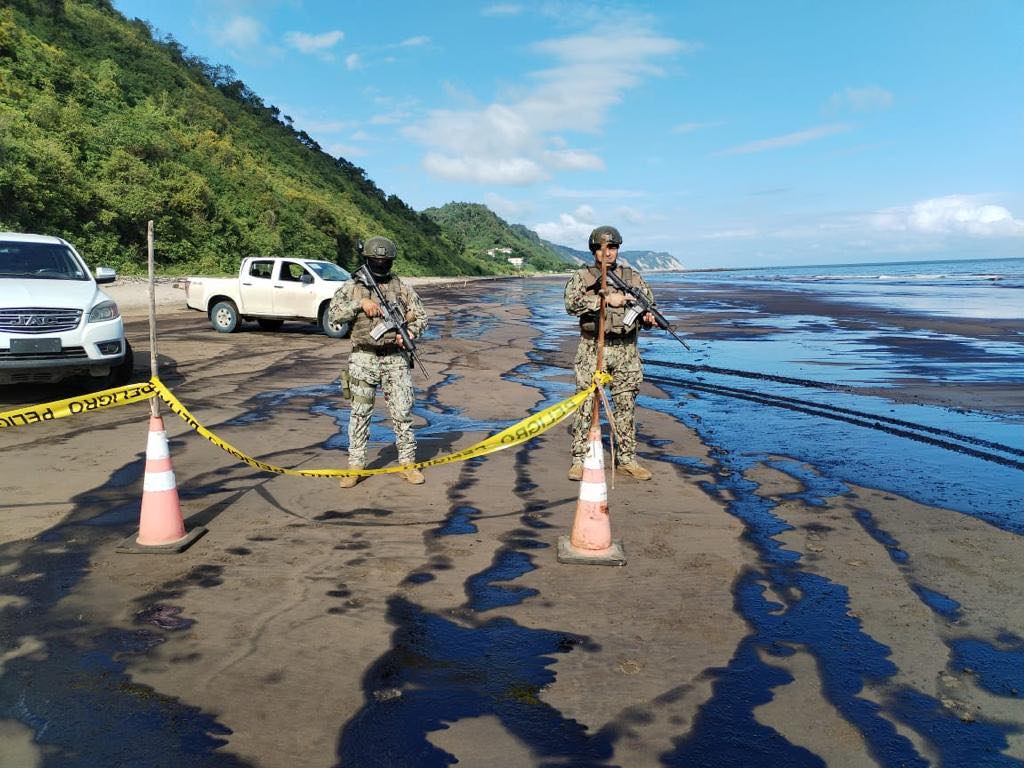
424;153;544;185
533;215;592;244
397;35;430;47
827;85;893;113
616;205;650;224
482;4;524;16
284;30;344;59
406;19;690;184
870;195;1024;237
543;148;604;171
221;16;264;53
350;130;372;141
717;123;852;156
345;53;363;71
485;192;534;219
533;205;598;244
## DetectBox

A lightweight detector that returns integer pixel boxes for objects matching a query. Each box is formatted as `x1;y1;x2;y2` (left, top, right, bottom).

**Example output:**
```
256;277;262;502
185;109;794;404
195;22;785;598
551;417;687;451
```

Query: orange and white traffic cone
118;415;205;553
557;425;626;566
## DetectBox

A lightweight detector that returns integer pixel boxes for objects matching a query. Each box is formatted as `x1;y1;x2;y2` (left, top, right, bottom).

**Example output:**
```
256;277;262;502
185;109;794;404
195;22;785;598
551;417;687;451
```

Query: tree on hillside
0;0;494;276
422;202;575;273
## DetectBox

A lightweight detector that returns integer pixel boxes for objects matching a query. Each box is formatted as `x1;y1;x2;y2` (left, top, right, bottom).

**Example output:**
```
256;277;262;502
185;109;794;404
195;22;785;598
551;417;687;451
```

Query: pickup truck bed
185;257;352;338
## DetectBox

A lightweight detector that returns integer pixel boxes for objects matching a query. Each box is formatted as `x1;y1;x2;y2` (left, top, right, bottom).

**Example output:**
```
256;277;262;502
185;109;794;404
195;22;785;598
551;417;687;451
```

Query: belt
581;333;637;346
354;345;401;356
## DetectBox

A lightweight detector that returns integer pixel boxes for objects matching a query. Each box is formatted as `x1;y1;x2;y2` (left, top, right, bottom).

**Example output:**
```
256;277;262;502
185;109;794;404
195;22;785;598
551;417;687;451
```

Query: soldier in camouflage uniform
328;236;429;488
565;226;656;482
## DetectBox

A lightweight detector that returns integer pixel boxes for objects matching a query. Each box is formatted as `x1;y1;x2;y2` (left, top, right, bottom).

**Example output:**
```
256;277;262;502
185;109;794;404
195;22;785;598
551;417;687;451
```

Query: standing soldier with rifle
328;236;428;487
564;225;662;482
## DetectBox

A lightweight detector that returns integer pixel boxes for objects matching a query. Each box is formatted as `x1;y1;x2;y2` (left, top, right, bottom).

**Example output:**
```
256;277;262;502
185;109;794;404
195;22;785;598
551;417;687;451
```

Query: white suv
0;233;133;386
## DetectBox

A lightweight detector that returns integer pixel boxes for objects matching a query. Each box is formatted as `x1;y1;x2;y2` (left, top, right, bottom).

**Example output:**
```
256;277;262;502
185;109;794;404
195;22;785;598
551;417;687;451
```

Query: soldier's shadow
363;431;463;470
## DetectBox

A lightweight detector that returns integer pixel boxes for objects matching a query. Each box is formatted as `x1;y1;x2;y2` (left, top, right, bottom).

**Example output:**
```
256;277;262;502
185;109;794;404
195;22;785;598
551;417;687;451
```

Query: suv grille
0;346;87;360
0;308;83;334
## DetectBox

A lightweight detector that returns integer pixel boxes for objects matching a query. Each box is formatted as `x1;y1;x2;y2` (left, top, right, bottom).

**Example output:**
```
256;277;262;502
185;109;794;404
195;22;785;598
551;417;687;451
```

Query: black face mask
367;257;393;279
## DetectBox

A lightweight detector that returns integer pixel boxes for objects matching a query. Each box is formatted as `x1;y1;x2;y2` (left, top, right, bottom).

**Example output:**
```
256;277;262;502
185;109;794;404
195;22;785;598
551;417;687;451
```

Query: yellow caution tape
0;381;157;428
0;371;613;479
151;373;611;477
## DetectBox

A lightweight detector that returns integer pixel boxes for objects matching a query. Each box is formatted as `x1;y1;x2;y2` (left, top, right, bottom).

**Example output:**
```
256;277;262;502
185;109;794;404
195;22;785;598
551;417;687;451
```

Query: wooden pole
590;253;608;429
147;220;158;417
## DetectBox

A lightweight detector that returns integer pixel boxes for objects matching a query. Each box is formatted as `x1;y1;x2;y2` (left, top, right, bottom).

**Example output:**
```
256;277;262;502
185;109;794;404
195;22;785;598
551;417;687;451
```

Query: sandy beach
1;274;1022;766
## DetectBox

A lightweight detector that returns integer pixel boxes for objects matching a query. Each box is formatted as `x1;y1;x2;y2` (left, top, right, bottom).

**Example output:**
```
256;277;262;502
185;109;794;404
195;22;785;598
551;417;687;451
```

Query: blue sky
112;0;1024;268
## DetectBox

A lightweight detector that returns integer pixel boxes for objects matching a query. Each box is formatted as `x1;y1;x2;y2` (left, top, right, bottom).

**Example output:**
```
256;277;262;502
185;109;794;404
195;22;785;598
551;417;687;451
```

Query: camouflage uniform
564;264;654;465
328;276;428;469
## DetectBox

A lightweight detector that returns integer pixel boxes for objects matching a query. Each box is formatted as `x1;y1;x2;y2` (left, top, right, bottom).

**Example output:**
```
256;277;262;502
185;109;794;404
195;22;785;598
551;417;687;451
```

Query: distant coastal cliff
542;240;684;271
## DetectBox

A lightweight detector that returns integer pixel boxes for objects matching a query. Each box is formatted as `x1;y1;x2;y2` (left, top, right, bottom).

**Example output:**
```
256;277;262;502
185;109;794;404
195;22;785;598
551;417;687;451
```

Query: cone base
557;535;626;566
116;526;207;555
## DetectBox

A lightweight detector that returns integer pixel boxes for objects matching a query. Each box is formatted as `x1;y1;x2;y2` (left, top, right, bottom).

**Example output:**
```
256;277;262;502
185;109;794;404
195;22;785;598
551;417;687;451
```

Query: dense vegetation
0;0;495;276
421;202;573;273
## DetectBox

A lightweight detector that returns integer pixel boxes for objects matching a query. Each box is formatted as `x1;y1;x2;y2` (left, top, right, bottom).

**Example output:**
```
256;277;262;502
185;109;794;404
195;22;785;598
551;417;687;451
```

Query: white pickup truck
185;257;352;337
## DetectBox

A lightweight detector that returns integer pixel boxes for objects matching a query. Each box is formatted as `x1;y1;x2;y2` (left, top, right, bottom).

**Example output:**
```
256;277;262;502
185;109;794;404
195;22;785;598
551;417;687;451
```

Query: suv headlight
88;301;120;323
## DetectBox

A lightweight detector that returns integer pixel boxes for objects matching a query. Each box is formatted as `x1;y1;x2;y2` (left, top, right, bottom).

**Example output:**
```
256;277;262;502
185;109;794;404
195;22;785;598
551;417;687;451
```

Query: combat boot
400;469;425;485
567;461;584;481
339;473;361;489
617;460;652;481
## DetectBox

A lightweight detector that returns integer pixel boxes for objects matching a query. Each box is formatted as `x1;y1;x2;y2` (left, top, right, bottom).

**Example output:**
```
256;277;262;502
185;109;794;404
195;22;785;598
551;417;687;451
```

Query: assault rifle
602;267;692;351
354;264;429;378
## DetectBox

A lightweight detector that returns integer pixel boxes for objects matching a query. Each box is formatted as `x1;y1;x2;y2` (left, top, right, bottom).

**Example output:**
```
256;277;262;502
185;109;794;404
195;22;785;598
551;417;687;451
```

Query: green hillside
0;0;493;276
421;202;573;273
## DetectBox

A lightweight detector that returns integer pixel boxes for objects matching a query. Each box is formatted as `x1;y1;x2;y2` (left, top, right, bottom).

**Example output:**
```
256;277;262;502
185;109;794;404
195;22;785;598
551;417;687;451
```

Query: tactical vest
350;276;407;349
578;264;643;337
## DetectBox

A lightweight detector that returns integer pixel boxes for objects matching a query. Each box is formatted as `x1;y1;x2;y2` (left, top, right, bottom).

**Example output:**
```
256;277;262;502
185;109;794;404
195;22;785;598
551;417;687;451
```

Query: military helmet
361;236;397;279
588;225;623;253
361;236;397;260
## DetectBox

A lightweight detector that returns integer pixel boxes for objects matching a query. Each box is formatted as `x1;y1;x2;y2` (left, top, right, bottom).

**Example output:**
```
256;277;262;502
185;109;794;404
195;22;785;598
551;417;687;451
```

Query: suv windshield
0;242;88;280
305;262;350;282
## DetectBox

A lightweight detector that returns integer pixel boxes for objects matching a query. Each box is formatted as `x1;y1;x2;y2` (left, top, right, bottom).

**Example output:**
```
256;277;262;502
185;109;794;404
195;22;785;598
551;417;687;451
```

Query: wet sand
675;281;1024;414
1;279;1022;766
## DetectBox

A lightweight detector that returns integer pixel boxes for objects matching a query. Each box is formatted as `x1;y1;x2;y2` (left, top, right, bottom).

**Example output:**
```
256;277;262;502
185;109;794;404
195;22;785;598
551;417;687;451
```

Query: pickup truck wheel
211;301;240;333
320;306;349;339
257;319;284;331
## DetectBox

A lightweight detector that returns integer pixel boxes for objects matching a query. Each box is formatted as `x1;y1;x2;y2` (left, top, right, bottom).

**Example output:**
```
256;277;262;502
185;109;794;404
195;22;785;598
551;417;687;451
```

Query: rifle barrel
607;269;692;351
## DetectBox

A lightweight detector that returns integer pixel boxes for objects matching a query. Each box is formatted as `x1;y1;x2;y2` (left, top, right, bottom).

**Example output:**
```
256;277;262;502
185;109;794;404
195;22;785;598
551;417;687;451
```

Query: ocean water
644;256;1024;404
624;257;1024;528
672;257;1024;319
512;268;1023;522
